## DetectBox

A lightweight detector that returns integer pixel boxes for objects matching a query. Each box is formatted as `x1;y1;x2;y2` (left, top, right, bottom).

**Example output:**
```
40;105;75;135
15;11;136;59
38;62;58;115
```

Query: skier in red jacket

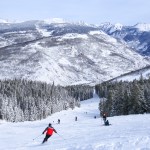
42;123;57;144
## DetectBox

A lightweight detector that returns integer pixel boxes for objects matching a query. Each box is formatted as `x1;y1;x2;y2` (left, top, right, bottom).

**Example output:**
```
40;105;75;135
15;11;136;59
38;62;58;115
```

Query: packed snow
0;93;150;150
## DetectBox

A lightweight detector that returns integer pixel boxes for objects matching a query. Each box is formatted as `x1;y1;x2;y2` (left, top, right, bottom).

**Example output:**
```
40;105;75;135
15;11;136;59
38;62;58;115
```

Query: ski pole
57;133;66;140
33;134;42;141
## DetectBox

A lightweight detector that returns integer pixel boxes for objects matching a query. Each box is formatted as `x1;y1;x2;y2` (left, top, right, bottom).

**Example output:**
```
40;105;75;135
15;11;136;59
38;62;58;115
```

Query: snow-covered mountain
0;20;149;85
99;23;150;56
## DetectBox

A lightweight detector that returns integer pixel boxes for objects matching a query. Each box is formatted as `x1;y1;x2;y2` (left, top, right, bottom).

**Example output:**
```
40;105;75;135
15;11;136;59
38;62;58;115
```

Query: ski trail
1;93;150;149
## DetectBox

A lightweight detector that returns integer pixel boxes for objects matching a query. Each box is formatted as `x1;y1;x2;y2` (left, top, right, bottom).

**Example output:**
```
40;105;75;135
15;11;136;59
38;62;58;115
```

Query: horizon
0;17;150;26
0;0;150;26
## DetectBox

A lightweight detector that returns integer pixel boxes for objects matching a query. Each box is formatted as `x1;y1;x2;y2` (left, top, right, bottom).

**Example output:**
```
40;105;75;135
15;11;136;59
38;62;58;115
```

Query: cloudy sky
0;0;150;25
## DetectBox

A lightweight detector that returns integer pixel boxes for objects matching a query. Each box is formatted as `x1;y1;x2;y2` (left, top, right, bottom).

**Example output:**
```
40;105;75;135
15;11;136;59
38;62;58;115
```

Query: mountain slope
106;65;150;82
0;21;149;85
0;94;150;150
99;23;150;56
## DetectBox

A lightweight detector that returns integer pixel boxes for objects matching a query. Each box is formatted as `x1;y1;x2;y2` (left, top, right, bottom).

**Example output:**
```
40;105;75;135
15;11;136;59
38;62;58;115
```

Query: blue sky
0;0;150;25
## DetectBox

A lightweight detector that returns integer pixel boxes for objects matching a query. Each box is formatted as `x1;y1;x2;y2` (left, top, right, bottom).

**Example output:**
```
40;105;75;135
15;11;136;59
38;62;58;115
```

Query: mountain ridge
0;20;149;85
99;22;150;56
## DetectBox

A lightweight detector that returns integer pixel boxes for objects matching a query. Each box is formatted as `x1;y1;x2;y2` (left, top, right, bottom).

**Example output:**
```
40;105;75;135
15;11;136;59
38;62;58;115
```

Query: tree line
0;79;93;122
95;76;150;116
65;84;93;101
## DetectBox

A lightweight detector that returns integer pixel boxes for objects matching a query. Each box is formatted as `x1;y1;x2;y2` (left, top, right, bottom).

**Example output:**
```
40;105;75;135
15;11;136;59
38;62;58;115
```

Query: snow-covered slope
0;19;9;23
0;20;149;85
0;94;150;150
107;65;150;82
99;23;150;56
134;23;150;32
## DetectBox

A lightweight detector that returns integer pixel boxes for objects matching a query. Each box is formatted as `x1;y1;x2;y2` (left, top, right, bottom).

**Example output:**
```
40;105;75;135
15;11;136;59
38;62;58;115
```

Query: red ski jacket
43;127;57;135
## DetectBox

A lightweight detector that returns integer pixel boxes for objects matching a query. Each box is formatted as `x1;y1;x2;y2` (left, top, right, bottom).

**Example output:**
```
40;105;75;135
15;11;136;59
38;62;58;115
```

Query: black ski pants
42;134;51;143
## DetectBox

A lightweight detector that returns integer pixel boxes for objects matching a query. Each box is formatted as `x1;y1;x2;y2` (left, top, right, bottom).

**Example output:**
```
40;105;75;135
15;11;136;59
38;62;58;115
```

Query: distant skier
75;116;77;121
105;120;110;126
94;116;96;119
42;123;57;144
102;113;107;122
58;119;60;124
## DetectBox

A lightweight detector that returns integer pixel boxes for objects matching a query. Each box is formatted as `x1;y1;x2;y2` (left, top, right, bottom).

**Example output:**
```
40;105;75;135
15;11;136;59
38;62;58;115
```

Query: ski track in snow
0;94;150;150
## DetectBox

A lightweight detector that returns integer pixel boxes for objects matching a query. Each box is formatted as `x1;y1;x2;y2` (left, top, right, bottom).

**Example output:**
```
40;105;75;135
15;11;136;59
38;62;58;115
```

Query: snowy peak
134;23;150;31
0;19;9;23
99;22;123;34
99;22;150;33
43;18;68;24
109;23;123;33
114;23;123;30
42;18;94;28
99;22;112;31
99;22;150;56
0;19;21;24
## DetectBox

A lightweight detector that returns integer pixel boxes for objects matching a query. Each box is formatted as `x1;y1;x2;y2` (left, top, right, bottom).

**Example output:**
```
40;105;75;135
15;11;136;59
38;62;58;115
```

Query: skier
102;113;107;122
42;123;57;144
58;119;60;124
105;120;110;126
75;116;77;121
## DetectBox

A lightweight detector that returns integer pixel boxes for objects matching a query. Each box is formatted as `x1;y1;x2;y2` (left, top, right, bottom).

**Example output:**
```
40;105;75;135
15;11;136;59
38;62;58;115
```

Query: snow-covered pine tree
96;77;150;117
